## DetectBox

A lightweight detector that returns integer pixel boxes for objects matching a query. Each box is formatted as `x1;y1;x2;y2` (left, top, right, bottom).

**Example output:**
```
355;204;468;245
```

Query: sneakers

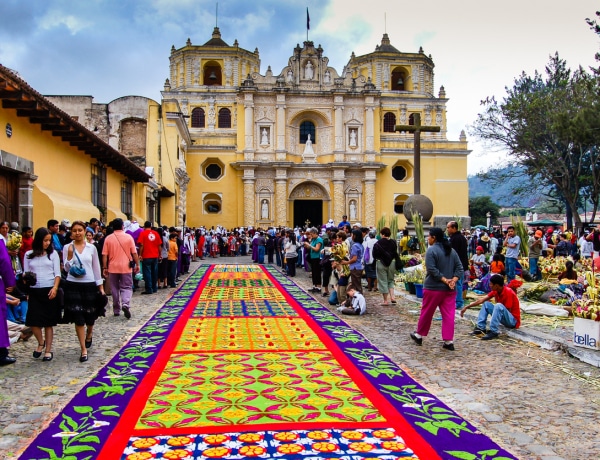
122;306;131;319
481;331;499;340
442;343;455;351
409;332;423;346
469;328;487;336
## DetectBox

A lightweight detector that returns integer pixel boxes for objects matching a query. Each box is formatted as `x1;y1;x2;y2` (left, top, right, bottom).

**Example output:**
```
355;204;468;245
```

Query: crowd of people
2;213;596;365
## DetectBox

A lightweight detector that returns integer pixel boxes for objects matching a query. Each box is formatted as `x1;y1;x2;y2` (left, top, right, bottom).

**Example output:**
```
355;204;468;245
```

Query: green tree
470;53;600;230
469;196;501;227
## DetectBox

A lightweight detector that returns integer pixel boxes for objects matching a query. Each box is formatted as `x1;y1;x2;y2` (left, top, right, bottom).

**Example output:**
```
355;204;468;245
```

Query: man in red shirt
460;274;521;340
137;221;163;295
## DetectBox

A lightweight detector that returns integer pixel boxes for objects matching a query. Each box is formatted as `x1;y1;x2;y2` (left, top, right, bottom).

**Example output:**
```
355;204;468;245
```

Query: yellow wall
0;105;145;229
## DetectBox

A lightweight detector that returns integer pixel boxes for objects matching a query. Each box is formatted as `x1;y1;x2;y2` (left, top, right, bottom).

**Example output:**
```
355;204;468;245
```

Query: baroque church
45;27;470;229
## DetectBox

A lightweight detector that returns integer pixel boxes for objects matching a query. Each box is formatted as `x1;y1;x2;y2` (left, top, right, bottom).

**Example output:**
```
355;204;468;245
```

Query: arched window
391;68;406;91
191;108;205;128
204;64;222;86
218;108;231;128
300;121;316;144
383;112;396;133
409;113;416;126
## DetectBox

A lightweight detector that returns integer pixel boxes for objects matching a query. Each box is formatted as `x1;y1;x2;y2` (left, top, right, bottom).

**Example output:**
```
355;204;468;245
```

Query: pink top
102;230;137;274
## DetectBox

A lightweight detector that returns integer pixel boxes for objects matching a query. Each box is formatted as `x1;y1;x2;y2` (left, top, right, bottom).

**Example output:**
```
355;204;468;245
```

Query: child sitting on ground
337;287;366;316
489;253;505;275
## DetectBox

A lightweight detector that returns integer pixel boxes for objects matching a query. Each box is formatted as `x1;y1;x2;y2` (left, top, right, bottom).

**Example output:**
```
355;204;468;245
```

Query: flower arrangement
6;232;22;273
572;271;600;321
411;211;426;255
538;256;568;278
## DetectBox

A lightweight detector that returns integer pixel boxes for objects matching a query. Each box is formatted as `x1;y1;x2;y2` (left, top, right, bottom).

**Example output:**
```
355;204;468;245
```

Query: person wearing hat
338;215;350;229
579;230;593;259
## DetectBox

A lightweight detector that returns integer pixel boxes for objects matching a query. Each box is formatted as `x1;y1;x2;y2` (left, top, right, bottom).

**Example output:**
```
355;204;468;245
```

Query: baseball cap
61;219;71;228
535;230;543;238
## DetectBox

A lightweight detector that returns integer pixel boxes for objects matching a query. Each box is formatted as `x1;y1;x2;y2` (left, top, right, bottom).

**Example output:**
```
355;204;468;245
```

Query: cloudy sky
1;0;599;174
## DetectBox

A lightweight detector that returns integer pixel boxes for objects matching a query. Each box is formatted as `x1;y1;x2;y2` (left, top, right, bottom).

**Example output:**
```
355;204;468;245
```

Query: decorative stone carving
290;183;327;199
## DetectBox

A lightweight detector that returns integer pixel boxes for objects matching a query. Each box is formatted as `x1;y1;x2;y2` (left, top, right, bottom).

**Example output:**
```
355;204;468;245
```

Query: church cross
395;113;440;195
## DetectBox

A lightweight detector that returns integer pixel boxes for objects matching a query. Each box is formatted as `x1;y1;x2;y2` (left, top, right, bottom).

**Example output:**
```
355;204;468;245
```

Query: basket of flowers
6;232;22;273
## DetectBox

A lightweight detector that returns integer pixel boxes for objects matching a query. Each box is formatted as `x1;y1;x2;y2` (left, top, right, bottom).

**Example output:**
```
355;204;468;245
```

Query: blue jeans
506;257;517;282
477;301;517;333
141;258;158;293
455;272;468;308
529;257;539;281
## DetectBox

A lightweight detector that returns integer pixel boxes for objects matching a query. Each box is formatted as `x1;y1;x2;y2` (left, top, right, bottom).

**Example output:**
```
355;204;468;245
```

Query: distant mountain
468;167;546;207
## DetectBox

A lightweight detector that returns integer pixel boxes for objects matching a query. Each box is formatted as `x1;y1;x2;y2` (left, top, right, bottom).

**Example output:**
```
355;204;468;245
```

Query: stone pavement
1;256;599;459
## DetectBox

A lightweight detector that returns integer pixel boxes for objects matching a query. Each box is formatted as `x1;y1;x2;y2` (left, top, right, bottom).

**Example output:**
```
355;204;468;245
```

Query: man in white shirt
337;287;366;315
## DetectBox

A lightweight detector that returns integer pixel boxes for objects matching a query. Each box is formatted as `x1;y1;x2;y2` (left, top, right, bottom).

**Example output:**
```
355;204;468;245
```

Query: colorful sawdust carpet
21;264;517;459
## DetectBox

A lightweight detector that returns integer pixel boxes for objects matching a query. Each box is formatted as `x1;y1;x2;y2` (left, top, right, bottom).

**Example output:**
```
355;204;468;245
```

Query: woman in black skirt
62;221;106;363
23;228;62;361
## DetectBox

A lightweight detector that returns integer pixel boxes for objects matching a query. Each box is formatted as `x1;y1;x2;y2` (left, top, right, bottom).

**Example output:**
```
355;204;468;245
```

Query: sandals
79;354;88;363
390;300;397;304
33;341;45;359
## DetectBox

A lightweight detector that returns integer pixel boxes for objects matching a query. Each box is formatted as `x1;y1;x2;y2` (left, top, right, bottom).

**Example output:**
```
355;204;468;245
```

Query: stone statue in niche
302;134;317;163
305;61;314;80
287;69;293;82
261;128;269;145
261;199;269;219
350;201;357;220
349;129;357;148
324;70;331;83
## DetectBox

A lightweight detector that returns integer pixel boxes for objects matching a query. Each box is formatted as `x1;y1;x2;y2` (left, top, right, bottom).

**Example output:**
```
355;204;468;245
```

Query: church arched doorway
293;200;323;228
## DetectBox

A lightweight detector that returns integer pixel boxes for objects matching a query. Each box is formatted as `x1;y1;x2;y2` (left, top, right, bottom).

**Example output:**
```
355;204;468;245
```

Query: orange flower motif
273;432;299;441
381;441;407;451
341;431;365;440
167;436;193;447
372;430;395;439
239;445;267;456
348;442;375;452
312;442;337;453
276;443;304;454
204;434;230;445
132;438;159;449
307;431;330;440
202;446;231;458
125;453;154;460
163;449;192;460
238;433;263;443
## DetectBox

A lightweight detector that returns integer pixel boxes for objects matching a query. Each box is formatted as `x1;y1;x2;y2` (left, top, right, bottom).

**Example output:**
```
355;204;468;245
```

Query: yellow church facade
160;28;470;229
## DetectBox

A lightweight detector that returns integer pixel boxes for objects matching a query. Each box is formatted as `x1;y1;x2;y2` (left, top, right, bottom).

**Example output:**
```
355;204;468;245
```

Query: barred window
191;108;205;128
91;164;107;209
121;180;133;217
383;112;396;133
300;121;316;144
218;108;231;128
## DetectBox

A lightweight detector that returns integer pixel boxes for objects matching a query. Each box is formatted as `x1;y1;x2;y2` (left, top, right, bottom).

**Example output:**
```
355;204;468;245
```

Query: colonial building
160;28;470;229
0;65;151;229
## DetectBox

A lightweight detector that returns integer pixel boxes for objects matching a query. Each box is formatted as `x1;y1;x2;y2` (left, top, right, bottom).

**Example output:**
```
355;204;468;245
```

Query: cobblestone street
1;257;599;459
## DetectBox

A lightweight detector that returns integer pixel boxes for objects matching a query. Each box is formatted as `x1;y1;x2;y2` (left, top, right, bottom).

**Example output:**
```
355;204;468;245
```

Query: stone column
276;94;286;152
333;169;346;222
364;172;376;227
243;175;256;227
19;174;37;229
244;93;254;151
364;96;375;152
334;96;344;152
275;177;288;226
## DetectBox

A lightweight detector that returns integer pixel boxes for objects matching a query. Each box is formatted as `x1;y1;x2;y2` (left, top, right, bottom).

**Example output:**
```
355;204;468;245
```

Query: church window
204;64;222;86
120;180;132;217
409;113;416;126
392;165;407;181
394;194;409;214
203;193;222;214
202;158;225;181
191;108;205;128
300;121;316;144
383;112;396;132
218;108;231;128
